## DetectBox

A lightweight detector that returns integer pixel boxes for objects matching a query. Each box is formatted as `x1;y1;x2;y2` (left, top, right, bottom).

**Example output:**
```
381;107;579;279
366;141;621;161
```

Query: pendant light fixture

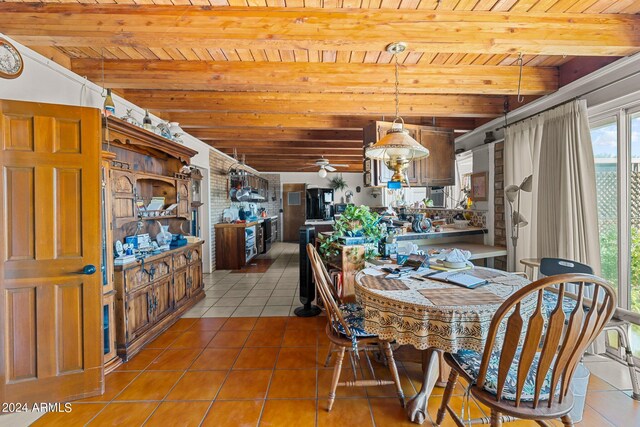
365;42;429;184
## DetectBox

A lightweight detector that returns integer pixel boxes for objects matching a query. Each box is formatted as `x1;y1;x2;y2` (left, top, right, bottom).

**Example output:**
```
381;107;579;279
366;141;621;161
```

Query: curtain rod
496;69;640;131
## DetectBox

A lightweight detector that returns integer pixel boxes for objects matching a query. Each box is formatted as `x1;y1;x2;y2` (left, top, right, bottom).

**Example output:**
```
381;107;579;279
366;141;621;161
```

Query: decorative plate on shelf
0;38;23;79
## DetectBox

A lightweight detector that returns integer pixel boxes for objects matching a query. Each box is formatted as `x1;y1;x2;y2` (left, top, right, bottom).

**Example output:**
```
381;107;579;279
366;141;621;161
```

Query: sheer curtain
504;115;544;271
536;100;601;275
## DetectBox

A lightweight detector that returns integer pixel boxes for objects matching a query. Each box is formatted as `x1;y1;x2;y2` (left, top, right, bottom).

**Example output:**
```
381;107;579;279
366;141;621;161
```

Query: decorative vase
156;224;172;249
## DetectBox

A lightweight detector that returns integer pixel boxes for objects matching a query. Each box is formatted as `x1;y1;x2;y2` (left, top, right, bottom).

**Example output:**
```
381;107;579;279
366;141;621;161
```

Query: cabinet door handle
154;296;158;311
147;294;152;316
148;264;156;280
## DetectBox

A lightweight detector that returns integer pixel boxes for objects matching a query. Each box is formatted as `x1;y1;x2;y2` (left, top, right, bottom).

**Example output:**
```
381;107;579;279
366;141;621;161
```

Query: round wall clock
0;38;24;79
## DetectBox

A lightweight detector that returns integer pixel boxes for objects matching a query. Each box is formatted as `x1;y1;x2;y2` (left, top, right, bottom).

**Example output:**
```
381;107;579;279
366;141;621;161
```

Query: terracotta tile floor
27;315;640;427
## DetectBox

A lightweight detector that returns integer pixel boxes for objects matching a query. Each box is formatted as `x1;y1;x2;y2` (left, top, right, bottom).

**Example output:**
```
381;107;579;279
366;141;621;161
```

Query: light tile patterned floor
182;243;303;319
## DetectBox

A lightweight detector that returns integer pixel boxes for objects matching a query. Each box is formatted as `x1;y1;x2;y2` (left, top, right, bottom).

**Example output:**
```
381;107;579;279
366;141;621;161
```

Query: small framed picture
470;172;488;201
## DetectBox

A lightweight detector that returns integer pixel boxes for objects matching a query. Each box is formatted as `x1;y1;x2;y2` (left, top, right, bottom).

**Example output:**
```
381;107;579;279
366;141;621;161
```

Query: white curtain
536;100;602;275
504;115;544;272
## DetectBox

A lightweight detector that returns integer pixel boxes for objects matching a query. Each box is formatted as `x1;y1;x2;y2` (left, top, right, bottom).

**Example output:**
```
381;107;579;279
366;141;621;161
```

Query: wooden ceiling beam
3;5;639;56
187;128;363;142
209;141;363;149
172;113;480;130
125;90;507;117
219;148;362;157
71;59;557;95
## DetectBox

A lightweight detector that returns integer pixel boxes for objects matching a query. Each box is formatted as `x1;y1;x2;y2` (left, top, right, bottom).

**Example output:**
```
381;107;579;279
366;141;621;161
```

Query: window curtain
536;100;601;275
504;115;544;271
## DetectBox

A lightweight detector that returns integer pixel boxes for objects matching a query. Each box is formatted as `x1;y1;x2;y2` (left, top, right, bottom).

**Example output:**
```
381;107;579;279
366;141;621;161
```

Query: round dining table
355;267;532;425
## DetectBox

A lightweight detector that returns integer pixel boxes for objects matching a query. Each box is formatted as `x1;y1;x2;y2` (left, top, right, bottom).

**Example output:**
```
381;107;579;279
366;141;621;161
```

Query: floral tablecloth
354;268;533;353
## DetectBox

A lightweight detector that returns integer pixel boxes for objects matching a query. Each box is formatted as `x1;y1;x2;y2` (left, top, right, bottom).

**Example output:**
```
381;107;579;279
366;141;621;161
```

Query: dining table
354;267;533;425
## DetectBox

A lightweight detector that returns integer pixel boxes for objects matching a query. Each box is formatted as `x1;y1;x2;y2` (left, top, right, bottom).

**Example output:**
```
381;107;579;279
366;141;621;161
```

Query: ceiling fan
300;157;349;177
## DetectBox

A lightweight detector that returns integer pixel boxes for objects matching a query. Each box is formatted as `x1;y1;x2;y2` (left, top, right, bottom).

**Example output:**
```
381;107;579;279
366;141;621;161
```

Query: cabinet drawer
174;250;189;270
123;256;172;293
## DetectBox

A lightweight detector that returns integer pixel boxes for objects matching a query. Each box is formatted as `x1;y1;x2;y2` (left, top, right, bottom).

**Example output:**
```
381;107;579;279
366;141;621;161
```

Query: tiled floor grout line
195;325;253;427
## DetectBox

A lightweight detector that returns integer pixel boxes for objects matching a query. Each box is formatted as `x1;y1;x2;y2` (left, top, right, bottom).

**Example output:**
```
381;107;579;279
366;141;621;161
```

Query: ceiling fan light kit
365;42;430;185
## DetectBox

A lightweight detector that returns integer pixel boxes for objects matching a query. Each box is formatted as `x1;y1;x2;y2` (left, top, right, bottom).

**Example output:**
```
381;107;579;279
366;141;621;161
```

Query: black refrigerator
306;188;334;220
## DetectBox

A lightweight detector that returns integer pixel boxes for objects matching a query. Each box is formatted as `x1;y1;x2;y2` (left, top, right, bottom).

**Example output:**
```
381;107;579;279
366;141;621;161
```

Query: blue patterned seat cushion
542;290;583;317
332;303;377;338
452;349;557;401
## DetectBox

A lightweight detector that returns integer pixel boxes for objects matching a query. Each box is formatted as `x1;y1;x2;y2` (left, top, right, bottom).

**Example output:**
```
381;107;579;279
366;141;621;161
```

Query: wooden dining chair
539;257;640;400
306;243;405;411
436;273;616;427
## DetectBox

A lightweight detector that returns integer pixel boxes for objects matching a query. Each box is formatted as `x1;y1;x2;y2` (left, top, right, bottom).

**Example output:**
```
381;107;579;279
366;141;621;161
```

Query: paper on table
362;267;384;277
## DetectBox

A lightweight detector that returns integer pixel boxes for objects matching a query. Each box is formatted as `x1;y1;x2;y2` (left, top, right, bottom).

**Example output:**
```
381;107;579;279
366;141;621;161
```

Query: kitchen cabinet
417;127;456;186
363;121;454;187
214;222;260;270
114;242;204;360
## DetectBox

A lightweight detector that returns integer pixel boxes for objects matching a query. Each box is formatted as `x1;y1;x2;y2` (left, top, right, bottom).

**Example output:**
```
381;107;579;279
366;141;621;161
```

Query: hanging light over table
365;42;429;185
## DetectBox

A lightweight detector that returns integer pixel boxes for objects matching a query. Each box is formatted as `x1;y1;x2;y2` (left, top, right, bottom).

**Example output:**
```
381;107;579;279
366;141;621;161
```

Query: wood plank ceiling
1;1;639;172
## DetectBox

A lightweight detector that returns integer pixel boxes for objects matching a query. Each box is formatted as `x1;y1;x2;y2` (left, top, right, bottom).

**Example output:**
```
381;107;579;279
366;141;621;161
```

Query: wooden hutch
102;117;205;367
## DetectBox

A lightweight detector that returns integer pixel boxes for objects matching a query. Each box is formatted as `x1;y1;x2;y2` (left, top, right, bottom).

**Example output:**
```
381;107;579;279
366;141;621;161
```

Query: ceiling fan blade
330;164;349;168
325;165;337;172
299;165;319;170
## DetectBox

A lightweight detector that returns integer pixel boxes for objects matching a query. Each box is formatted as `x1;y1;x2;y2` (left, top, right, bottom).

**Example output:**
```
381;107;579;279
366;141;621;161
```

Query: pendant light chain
394;54;400;121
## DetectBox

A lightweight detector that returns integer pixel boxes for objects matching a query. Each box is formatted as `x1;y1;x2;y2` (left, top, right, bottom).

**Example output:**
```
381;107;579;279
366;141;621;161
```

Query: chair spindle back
476;273;615;408
306;244;352;338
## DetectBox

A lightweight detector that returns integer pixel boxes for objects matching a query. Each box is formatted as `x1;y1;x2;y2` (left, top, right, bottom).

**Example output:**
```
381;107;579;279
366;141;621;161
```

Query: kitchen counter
305;219;335;225
214;221;260;228
394;226;486;241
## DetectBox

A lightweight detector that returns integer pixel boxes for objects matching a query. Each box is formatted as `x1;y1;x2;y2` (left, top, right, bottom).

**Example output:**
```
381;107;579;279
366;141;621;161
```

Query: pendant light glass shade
365;126;430;160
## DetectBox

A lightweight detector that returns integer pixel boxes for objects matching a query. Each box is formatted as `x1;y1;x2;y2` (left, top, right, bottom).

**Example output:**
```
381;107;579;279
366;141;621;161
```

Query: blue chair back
539;257;593;276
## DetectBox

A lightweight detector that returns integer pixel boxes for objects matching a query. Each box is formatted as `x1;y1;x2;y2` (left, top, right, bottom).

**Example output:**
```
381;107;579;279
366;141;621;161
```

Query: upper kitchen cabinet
417;126;455;186
363;121;454;187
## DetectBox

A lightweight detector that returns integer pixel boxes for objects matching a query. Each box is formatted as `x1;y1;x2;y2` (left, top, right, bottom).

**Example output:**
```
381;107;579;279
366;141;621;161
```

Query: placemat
418;287;503;306
468;269;508;280
360;275;410;291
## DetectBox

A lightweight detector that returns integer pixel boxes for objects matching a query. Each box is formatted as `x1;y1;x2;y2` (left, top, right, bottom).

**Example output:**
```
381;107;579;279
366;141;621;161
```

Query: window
591;117;619;292
591;107;640;358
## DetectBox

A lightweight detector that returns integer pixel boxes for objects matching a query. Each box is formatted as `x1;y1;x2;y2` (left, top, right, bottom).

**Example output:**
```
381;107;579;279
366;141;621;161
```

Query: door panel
0;100;102;403
173;268;189;308
6;287;37;382
283;183;306;242
153;278;173;322
189;263;203;297
126;286;153;342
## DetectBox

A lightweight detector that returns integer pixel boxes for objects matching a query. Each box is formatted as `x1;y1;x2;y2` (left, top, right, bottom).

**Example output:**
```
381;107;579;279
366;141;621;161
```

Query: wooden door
152;278;173;322
418;127;455;186
283;183;306;242
189;263;203;296
125;285;153;342
0;100;102;403
173;268;189;308
176;179;190;218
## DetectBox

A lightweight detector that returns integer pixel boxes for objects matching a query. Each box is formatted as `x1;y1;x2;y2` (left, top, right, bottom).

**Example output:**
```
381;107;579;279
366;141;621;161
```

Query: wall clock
0;38;24;79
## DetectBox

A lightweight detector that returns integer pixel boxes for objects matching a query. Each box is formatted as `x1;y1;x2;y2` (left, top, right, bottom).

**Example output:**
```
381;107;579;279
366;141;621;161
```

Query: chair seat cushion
542;290;583;317
451;349;556;401
332;303;377;338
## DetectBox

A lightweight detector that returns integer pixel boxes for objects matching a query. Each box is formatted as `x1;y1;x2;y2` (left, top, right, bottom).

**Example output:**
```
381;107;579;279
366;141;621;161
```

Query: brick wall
494;141;508;271
208;152;283;270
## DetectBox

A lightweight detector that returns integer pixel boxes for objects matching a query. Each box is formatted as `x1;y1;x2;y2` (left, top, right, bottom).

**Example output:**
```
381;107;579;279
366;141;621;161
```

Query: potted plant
328;175;348;192
318;205;383;260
